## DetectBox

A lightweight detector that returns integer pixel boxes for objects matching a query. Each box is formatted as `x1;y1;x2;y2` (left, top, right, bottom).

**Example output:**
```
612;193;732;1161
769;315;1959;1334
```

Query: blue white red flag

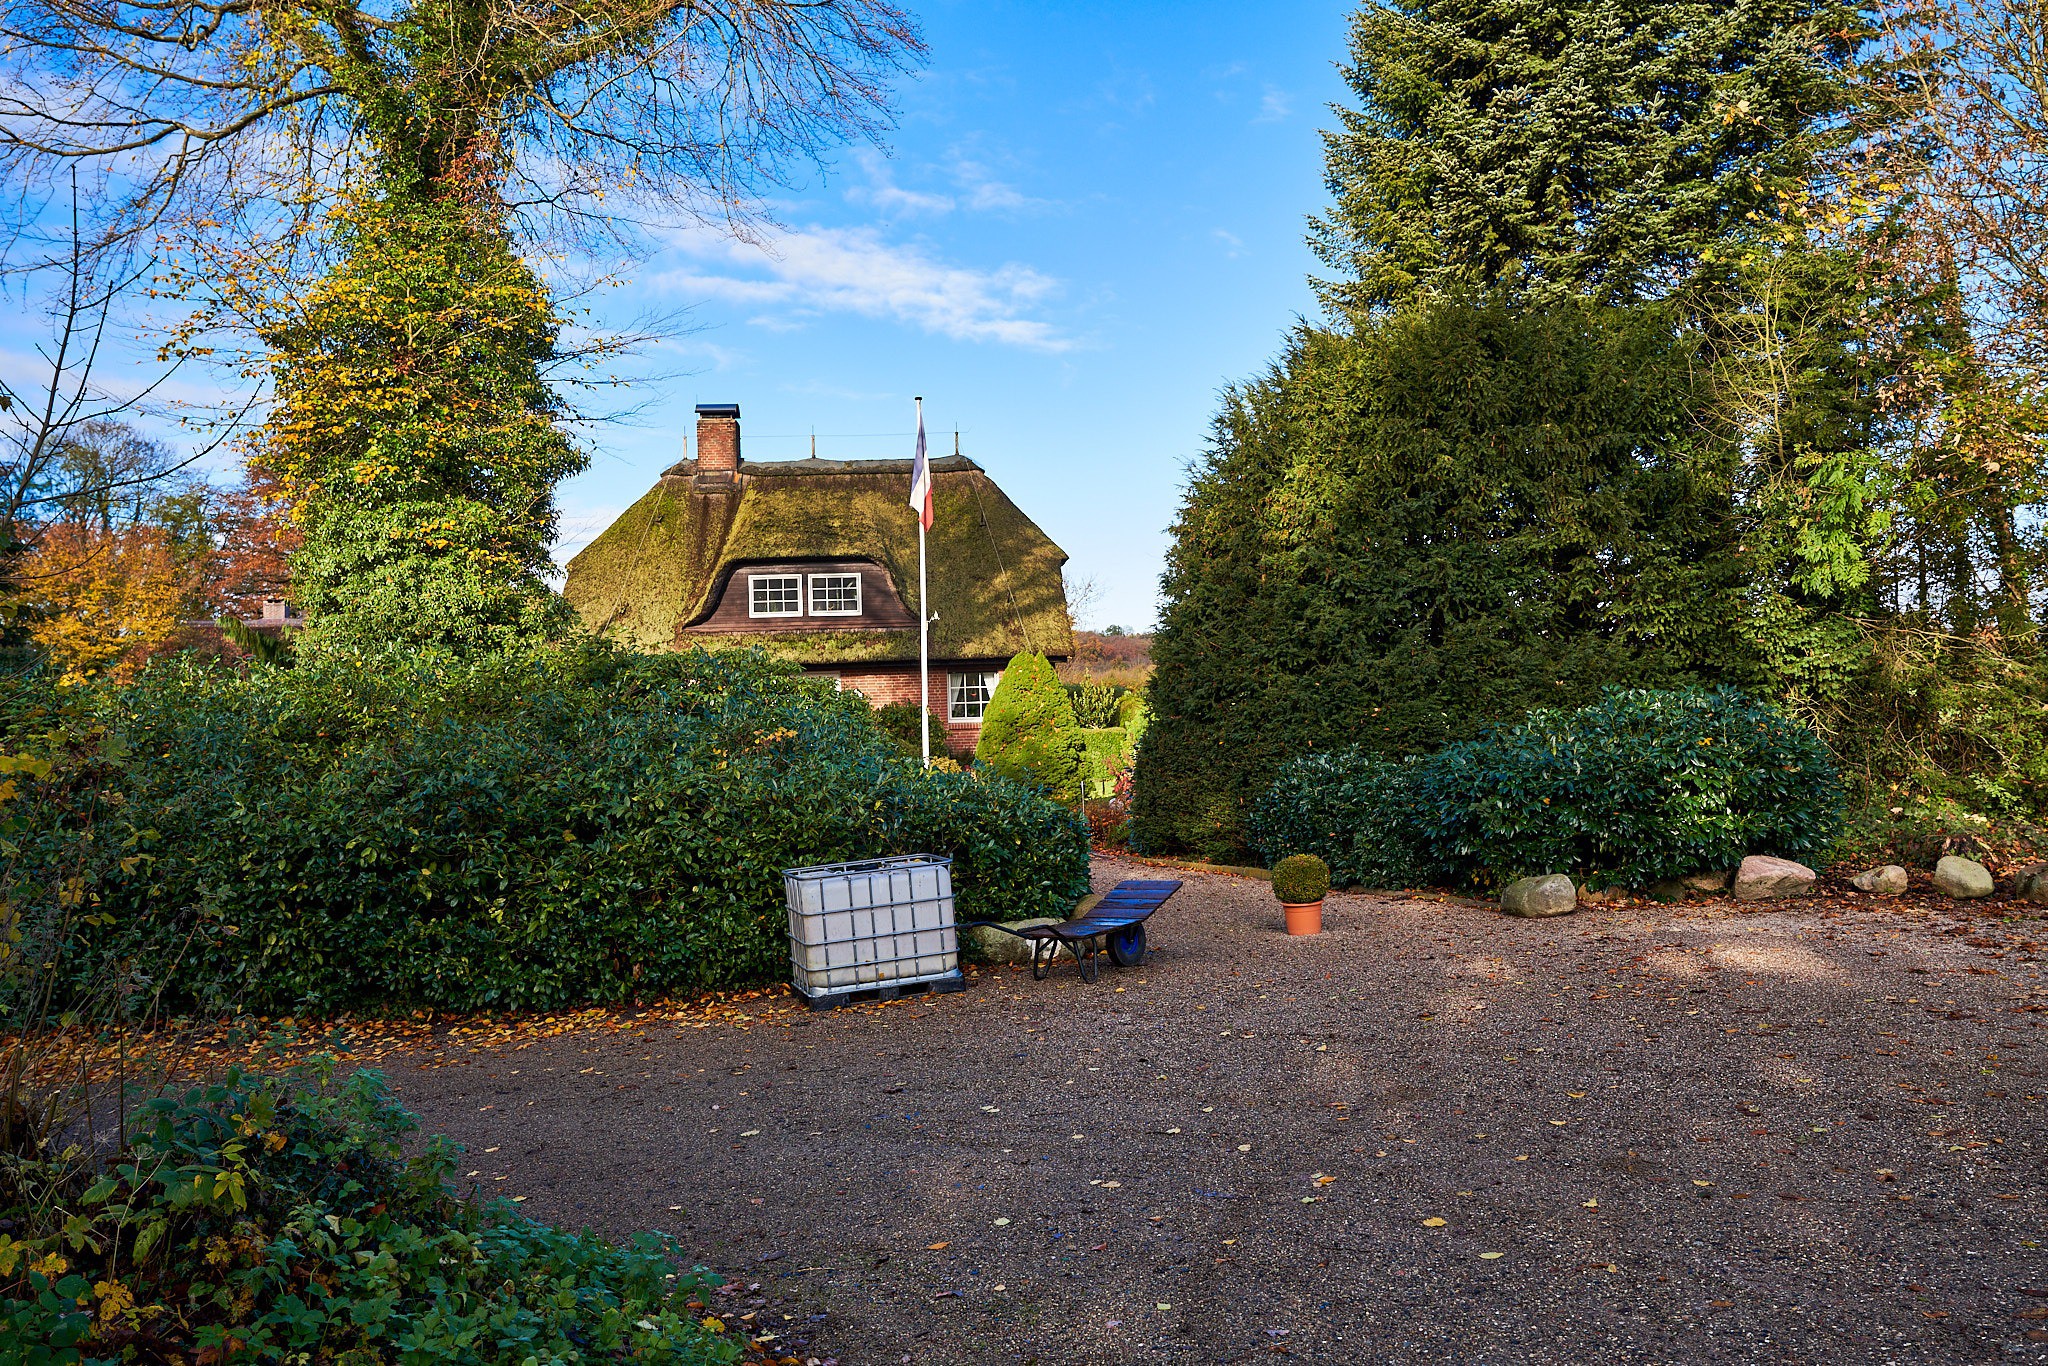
908;407;934;531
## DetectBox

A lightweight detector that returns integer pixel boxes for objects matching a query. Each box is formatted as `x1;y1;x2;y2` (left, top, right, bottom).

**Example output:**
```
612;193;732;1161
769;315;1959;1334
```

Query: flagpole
916;396;930;770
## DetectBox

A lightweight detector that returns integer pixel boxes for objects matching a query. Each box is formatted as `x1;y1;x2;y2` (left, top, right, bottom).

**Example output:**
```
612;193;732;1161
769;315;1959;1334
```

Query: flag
908;406;934;531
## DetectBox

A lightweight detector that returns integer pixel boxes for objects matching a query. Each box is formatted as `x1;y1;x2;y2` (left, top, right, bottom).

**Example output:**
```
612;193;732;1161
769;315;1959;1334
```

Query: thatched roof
563;454;1072;663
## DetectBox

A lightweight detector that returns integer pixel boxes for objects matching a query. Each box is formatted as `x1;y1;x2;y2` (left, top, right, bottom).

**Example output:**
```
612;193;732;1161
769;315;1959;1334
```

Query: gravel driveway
381;856;2048;1364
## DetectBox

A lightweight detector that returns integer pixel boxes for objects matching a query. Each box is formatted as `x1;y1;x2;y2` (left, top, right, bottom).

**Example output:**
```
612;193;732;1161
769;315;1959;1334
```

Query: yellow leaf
1421;1217;1447;1228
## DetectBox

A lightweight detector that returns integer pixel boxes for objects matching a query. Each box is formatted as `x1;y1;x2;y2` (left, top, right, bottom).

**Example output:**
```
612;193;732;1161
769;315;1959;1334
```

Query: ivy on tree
260;193;583;652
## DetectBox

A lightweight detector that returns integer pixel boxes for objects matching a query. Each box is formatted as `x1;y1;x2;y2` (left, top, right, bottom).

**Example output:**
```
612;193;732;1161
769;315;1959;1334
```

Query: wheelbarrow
960;879;1182;983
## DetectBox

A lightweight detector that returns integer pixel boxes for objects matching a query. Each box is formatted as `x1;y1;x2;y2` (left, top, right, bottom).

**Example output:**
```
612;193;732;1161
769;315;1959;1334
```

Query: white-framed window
948;671;1000;722
748;573;802;617
808;572;861;616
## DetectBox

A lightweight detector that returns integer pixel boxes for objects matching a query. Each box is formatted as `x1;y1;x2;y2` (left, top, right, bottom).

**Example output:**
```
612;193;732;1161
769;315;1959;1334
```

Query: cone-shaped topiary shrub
975;651;1085;805
1271;854;1330;905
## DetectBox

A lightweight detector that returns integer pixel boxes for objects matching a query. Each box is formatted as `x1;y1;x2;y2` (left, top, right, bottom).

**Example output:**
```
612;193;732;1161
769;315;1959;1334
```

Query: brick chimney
694;403;741;479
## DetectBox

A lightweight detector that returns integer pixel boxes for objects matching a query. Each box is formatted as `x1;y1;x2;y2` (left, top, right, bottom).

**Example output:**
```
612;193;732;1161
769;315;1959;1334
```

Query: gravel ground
382;856;2048;1365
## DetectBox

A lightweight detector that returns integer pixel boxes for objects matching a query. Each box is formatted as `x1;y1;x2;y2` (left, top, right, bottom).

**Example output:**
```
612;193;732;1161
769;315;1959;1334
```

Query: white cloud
1213;228;1246;259
1255;85;1293;124
652;223;1071;352
845;149;956;217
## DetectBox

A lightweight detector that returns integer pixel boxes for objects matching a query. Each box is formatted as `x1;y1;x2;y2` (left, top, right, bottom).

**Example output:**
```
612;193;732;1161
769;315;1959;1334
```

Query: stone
1682;869;1732;892
1070;892;1104;920
1578;884;1629;905
1733;855;1816;902
1647;878;1689;904
2010;861;2048;903
960;917;1062;964
1932;855;1994;900
1850;864;1909;895
1501;874;1577;917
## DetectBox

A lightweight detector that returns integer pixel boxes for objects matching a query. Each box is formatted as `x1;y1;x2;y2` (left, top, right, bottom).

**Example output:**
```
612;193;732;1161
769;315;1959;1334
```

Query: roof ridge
659;454;983;479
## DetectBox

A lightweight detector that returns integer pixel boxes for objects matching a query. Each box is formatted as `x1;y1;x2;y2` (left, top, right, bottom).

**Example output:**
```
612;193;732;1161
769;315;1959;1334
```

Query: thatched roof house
563;405;1071;753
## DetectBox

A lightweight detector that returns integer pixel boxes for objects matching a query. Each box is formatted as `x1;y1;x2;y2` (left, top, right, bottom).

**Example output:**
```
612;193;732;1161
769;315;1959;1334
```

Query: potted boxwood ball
1272;854;1330;935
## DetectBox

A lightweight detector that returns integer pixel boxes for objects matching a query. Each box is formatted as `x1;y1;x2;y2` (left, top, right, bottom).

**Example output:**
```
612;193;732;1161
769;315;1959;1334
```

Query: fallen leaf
926;1242;949;1251
1421;1217;1447;1228
993;1217;1011;1226
1479;1251;1505;1260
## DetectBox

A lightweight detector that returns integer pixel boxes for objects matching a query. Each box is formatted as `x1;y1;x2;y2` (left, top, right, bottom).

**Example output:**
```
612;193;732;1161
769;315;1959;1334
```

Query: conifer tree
1310;0;1871;317
975;653;1086;807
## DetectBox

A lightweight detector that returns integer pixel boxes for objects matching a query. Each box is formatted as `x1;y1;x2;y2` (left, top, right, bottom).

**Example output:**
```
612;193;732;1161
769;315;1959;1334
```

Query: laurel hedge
1246;688;1842;891
43;644;1088;1014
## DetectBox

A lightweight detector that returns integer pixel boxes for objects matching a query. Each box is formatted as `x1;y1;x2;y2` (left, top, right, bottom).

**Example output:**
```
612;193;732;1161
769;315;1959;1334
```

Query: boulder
2009;861;2048;903
1578;884;1629;905
1733;855;1816;902
1850;864;1909;895
1682;869;1733;892
1501;874;1577;918
960;917;1062;964
1070;892;1104;920
1932;855;1994;900
1647;878;1688;904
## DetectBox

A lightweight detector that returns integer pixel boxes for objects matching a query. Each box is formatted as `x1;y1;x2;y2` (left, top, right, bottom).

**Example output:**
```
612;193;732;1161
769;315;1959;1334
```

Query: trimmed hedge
41;644;1089;1014
1248;688;1841;890
2;1057;741;1364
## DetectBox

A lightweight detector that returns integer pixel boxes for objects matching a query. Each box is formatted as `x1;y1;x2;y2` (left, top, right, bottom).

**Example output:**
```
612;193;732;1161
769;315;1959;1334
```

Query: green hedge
2;1057;741;1364
35;644;1089;1014
1248;688;1842;890
1242;747;1429;890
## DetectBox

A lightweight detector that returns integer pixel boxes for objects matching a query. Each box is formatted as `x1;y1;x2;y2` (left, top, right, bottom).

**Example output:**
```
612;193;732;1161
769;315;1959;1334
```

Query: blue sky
564;1;1354;631
1;2;1353;633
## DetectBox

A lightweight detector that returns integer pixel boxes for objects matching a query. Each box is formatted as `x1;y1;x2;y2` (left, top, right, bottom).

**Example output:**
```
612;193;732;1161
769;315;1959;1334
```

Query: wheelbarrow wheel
1106;923;1146;968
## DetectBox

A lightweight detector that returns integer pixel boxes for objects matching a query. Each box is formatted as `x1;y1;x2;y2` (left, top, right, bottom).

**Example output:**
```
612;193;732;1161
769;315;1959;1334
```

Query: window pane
948;671;998;720
808;573;861;615
749;575;801;616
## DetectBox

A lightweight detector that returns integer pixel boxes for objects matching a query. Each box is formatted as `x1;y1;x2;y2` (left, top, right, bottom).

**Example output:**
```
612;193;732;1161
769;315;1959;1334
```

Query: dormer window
808;572;861;616
749;573;802;617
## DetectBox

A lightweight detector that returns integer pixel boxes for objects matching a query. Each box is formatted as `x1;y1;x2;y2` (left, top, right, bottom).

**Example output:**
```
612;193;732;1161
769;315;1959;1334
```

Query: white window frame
807;571;862;617
747;573;802;618
947;671;1000;722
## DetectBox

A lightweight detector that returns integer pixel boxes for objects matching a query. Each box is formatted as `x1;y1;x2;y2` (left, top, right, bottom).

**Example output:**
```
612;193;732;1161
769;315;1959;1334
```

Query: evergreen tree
258;192;584;653
1134;300;1748;856
975;652;1086;806
1311;0;1871;316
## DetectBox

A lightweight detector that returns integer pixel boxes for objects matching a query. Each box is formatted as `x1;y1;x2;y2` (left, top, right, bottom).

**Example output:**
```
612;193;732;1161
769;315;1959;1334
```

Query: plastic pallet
796;972;966;1011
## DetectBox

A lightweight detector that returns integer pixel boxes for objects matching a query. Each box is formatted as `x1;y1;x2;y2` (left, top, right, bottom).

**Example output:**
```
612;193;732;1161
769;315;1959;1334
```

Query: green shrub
1064;681;1127;729
876;699;947;758
1415;688;1841;888
0;1056;740;1365
33;643;1089;1014
976;652;1085;805
1244;748;1428;889
1270;854;1330;904
1079;727;1129;799
1248;688;1841;891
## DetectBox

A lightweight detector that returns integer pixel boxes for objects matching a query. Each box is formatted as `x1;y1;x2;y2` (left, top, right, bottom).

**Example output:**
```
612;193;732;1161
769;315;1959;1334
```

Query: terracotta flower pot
1281;899;1324;935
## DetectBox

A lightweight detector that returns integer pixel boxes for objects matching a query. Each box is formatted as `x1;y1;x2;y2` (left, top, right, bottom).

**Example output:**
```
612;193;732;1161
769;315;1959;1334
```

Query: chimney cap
694;402;740;418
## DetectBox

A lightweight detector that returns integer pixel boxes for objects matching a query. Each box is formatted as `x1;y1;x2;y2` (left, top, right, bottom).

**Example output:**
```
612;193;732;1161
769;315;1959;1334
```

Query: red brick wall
810;663;996;758
696;414;739;473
